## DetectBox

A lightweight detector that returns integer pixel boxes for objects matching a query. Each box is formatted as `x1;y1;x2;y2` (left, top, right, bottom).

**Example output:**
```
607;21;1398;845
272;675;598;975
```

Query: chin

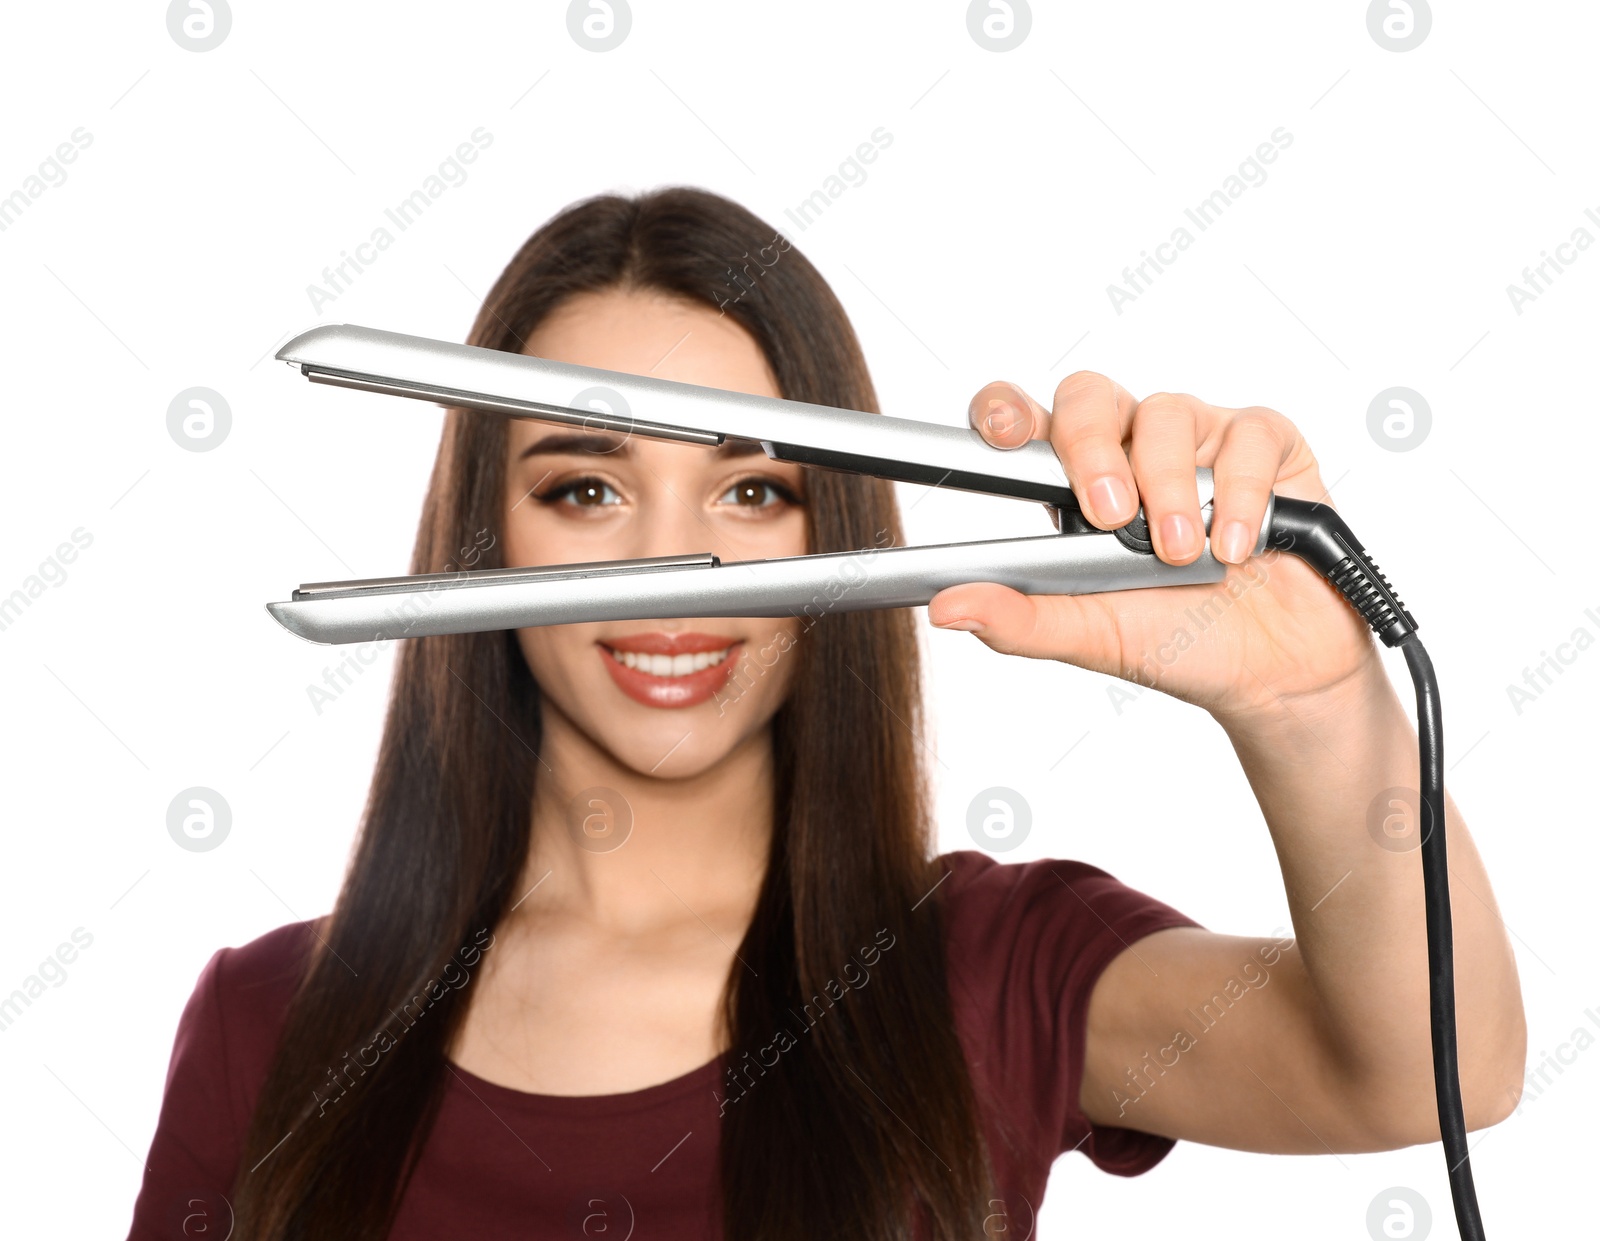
544;670;778;771
580;701;766;780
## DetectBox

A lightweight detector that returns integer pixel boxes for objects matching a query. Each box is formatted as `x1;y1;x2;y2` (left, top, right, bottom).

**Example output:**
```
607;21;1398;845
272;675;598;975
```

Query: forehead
520;288;781;397
507;287;786;465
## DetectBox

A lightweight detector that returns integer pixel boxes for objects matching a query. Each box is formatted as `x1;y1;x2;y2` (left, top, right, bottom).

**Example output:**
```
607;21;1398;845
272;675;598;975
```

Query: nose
617;445;726;563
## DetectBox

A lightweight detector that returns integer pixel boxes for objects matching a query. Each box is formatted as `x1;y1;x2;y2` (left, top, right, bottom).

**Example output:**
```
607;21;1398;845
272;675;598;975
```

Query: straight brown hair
231;186;996;1239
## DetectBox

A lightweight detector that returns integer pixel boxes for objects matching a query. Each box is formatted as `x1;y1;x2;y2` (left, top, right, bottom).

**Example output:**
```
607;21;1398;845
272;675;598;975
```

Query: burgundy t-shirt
126;851;1202;1239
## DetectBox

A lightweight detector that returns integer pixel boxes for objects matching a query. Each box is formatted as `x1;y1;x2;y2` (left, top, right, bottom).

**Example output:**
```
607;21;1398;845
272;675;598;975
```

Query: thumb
927;582;1089;661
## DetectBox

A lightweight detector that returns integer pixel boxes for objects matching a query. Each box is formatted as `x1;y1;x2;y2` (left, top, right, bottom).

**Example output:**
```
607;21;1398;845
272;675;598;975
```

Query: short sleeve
124;949;249;1241
938;851;1204;1182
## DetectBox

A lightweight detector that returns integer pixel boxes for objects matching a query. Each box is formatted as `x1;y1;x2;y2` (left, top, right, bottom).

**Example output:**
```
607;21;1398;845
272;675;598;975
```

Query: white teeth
612;646;732;677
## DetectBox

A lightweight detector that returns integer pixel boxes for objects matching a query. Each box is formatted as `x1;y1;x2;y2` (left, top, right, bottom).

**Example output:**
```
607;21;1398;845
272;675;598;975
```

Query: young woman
126;187;1524;1241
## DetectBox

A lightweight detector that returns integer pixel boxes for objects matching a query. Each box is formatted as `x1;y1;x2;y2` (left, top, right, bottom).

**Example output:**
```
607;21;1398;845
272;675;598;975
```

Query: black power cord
1268;496;1485;1241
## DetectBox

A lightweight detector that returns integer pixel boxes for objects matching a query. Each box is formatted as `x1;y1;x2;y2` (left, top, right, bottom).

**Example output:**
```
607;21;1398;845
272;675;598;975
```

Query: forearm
1213;651;1526;1136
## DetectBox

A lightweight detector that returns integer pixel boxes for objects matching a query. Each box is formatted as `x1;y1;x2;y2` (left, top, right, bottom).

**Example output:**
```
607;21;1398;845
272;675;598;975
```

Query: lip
602;631;738;656
598;635;742;709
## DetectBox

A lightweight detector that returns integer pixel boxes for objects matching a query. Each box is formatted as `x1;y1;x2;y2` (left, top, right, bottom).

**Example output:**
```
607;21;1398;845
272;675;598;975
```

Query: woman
126;187;1525;1240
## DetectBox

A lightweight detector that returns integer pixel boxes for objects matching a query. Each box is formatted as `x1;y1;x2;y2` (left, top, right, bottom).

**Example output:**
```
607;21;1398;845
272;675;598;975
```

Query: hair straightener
267;323;1486;1241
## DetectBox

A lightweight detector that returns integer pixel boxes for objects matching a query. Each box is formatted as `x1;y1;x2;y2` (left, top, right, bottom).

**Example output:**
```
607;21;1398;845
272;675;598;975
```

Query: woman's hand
925;372;1383;724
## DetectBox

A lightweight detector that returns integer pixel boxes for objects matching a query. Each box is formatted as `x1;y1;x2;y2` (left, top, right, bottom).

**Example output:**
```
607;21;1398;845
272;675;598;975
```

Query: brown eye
717;477;802;510
536;477;622;508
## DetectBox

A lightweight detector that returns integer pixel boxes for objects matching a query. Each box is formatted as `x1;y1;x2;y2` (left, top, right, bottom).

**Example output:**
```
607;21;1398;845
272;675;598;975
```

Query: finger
1208;407;1295;564
1048;371;1140;528
1127;392;1206;565
968;380;1051;451
926;582;1036;640
927;582;1120;676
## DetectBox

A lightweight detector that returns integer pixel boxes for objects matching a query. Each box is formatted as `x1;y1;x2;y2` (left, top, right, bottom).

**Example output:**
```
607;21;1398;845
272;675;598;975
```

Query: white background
1;2;1594;1237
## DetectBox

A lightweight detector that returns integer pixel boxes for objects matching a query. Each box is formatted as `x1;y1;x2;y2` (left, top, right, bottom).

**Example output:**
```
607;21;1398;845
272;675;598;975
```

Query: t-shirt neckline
443;1053;726;1117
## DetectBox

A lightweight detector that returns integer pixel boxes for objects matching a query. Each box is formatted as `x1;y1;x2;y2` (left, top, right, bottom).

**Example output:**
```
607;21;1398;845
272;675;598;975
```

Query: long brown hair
231;187;995;1239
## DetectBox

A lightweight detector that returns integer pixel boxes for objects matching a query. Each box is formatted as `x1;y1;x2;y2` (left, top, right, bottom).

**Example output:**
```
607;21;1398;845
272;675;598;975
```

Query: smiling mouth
599;645;735;678
595;637;744;710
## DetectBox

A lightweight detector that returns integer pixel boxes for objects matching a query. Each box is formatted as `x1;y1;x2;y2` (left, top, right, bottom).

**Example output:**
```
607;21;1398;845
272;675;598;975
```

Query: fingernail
1090;475;1134;523
983;400;1020;440
935;618;986;633
1160;512;1195;560
1217;519;1251;564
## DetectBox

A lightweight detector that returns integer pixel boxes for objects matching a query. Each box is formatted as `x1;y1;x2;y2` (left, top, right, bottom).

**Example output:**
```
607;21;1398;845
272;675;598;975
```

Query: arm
927;370;1527;1153
1078;654;1525;1150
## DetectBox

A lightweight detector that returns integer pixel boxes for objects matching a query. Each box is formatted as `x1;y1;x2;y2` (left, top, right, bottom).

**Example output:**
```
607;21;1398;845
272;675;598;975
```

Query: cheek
726;621;805;709
501;497;544;567
515;626;590;694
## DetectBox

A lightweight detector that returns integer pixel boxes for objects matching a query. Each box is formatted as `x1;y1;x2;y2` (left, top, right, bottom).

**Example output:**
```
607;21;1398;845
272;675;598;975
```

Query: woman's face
502;287;809;778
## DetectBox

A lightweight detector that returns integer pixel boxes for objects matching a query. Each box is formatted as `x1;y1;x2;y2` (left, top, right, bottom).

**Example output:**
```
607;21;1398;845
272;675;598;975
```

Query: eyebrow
516;432;770;461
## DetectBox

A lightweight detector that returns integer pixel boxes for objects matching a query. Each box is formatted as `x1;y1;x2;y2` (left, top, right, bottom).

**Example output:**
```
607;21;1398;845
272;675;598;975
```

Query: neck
513;702;775;934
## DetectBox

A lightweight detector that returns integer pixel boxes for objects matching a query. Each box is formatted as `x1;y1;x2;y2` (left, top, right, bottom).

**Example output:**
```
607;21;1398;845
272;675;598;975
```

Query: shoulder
931;849;1203;1175
934;848;1201;968
174;918;323;1102
128;919;326;1235
933;847;1202;1017
205;918;322;1014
